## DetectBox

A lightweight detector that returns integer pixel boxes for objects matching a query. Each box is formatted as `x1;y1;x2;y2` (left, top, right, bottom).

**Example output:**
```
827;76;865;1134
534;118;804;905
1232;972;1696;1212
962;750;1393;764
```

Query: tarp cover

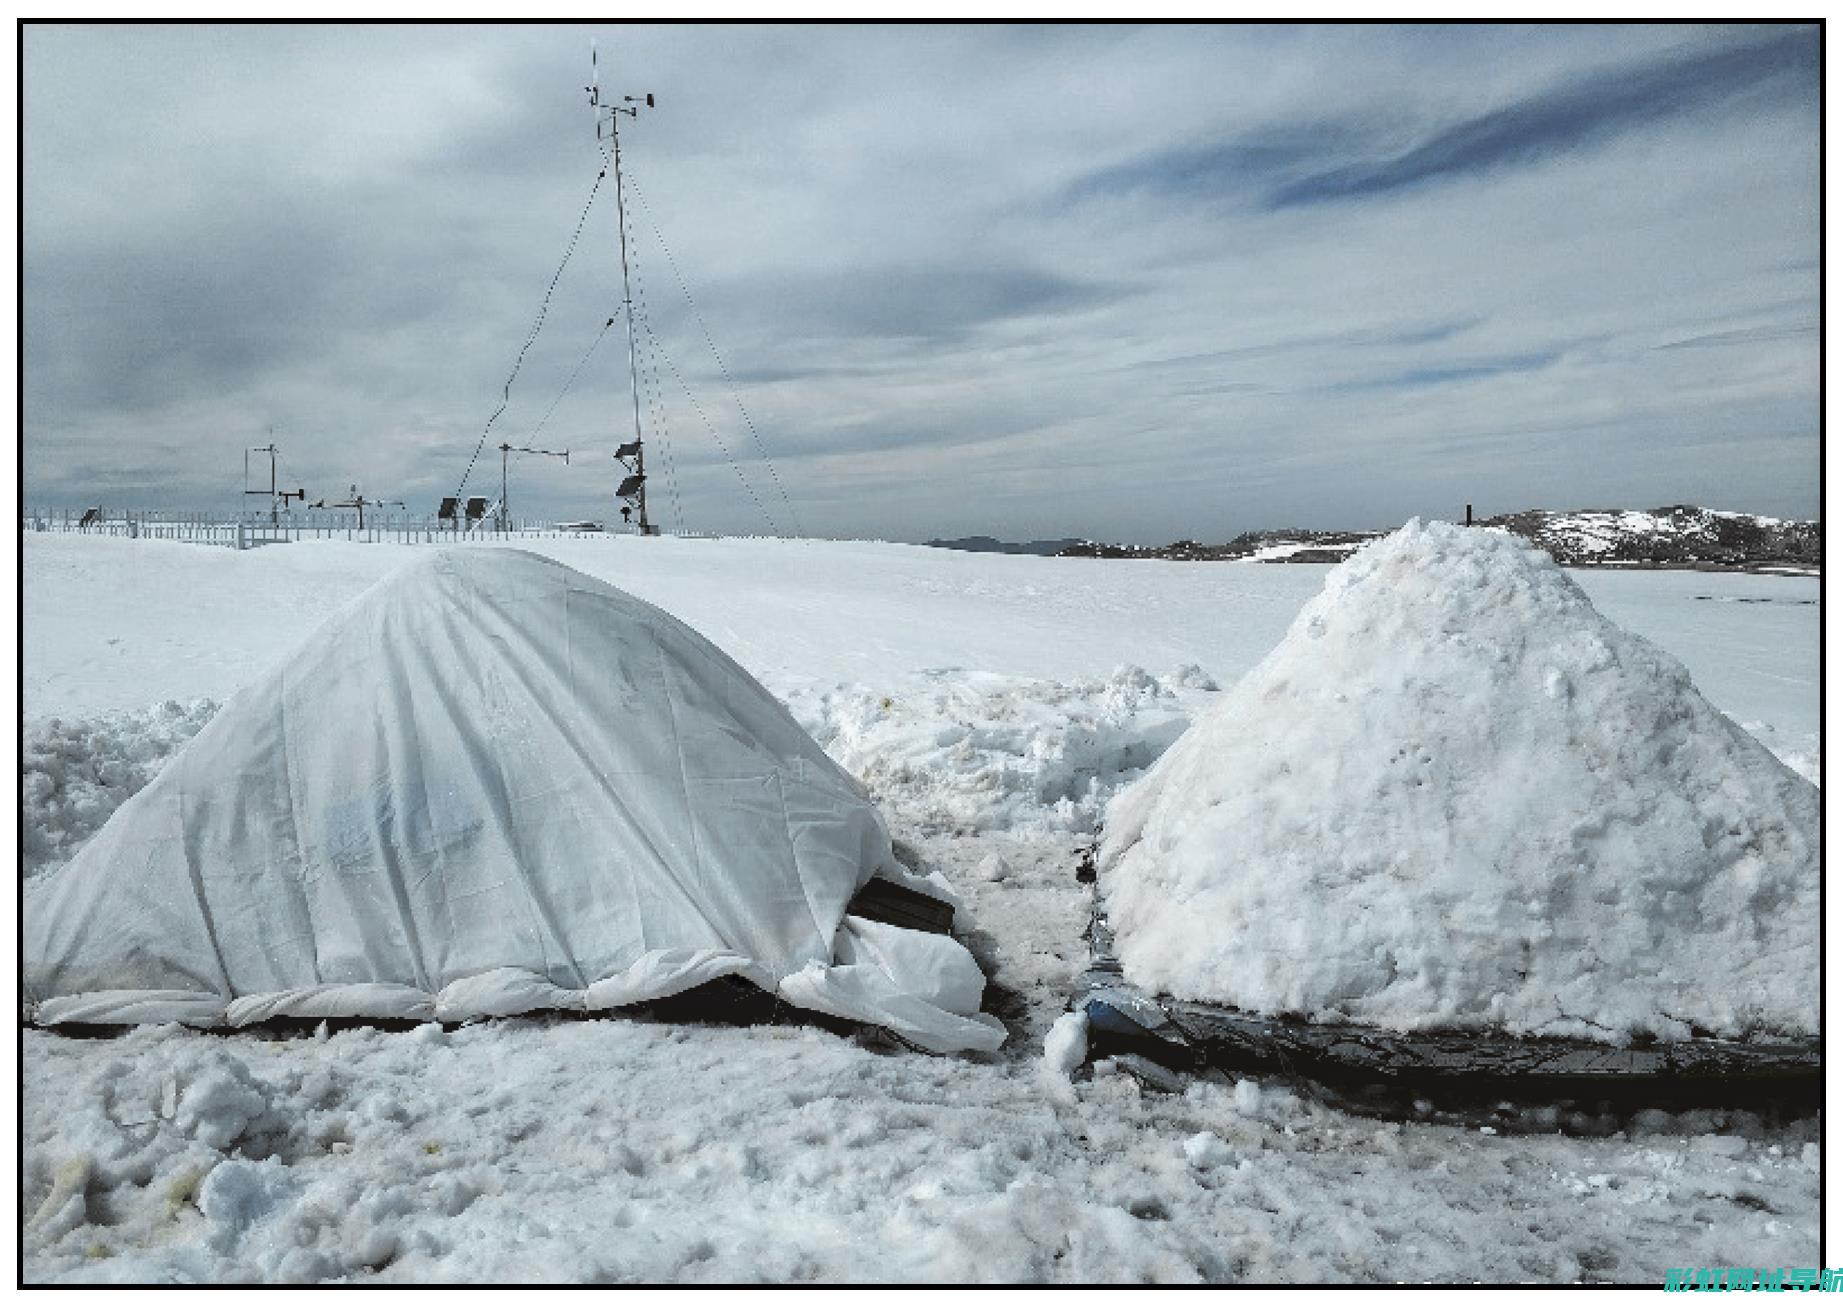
24;548;1004;1053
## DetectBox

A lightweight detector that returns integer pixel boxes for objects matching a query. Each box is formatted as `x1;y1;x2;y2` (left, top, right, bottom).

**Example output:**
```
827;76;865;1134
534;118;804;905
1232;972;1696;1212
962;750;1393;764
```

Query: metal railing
19;507;667;549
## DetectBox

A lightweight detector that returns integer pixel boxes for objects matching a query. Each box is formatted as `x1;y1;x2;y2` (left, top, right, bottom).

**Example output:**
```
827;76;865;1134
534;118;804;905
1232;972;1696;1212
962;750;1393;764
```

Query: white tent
25;548;1004;1053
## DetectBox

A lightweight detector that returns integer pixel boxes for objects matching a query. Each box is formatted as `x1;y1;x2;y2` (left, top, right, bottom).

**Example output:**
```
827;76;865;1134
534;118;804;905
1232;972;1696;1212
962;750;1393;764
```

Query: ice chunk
197;1158;300;1231
1183;1131;1236;1169
1042;1010;1089;1078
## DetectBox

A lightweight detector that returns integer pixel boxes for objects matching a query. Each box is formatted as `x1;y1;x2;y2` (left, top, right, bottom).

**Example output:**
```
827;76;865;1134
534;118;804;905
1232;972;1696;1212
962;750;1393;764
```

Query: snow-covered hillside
1021;507;1819;571
21;532;1821;1283
1486;506;1820;570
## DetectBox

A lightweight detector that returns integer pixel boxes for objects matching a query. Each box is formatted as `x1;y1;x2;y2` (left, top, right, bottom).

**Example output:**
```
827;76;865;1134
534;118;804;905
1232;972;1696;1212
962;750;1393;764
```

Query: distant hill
925;535;1090;557
1056;531;1377;563
1484;506;1820;570
1038;507;1819;571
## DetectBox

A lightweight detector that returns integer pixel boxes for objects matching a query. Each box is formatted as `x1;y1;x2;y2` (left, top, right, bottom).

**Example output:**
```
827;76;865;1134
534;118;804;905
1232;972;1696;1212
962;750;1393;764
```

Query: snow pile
792;665;1210;835
1099;520;1819;1043
22;699;218;879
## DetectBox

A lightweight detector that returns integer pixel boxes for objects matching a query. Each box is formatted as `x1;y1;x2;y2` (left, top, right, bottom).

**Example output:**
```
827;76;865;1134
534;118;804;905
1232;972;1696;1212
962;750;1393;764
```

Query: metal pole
611;111;650;535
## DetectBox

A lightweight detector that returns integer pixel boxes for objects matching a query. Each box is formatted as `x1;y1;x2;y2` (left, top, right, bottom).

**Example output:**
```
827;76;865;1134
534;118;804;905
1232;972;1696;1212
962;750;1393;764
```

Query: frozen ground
20;532;1823;1283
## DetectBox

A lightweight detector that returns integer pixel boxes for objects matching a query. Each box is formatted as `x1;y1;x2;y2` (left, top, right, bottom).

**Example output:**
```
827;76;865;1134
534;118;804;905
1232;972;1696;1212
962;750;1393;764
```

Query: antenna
587;51;659;535
322;487;406;531
496;441;570;531
244;437;283;525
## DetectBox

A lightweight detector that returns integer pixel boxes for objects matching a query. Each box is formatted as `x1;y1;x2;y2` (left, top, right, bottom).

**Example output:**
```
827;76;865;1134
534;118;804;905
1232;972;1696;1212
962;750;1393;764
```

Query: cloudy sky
24;23;1819;542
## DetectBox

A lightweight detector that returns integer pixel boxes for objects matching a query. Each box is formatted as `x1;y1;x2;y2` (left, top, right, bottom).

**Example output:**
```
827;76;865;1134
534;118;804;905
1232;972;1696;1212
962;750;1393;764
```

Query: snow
1182;1130;1239;1170
1503;507;1814;567
1546;509;1677;555
1041;1010;1089;1078
22;532;1320;717
20;531;1822;1282
23;1018;1818;1285
1532;509;1694;557
789;665;1205;835
1568;567;1820;780
1099;521;1818;1042
22;698;217;878
1236;539;1366;562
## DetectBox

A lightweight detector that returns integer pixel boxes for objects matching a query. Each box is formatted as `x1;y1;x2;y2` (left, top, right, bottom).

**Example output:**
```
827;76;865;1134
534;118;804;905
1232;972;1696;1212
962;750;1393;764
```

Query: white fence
20;507;639;550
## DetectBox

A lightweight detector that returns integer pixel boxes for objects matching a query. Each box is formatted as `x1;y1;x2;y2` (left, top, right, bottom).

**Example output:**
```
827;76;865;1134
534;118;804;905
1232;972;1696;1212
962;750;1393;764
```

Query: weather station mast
589;45;658;535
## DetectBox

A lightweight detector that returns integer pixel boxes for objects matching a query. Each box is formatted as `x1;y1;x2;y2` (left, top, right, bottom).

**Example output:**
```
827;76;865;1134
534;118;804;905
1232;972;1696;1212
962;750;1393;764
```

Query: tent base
1078;902;1821;1125
28;977;886;1047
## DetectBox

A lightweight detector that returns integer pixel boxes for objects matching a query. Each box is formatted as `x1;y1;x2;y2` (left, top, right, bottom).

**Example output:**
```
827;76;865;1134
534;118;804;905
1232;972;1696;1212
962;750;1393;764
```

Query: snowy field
21;531;1822;1284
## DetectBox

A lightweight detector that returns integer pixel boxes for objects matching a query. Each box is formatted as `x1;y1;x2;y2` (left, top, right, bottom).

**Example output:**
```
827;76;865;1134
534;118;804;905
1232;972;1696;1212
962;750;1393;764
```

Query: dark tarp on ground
1076;902;1820;1116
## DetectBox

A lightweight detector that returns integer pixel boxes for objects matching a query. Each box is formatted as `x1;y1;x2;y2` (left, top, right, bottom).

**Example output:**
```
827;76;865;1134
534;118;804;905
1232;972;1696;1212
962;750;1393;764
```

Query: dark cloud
1066;28;1816;215
1063;133;1344;205
1267;26;1817;208
1654;322;1816;351
28;225;373;415
1120;316;1487;373
1323;349;1567;393
709;264;1121;345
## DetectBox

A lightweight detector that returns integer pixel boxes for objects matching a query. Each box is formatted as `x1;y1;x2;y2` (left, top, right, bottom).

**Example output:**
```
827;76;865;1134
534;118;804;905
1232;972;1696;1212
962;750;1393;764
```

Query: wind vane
322;486;405;530
244;435;305;525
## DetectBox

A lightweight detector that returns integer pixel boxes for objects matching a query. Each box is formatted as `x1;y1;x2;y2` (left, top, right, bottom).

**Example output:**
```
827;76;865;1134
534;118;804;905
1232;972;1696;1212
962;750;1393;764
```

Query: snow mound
23;699;219;879
24;549;1001;1052
1098;519;1818;1044
794;665;1204;835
